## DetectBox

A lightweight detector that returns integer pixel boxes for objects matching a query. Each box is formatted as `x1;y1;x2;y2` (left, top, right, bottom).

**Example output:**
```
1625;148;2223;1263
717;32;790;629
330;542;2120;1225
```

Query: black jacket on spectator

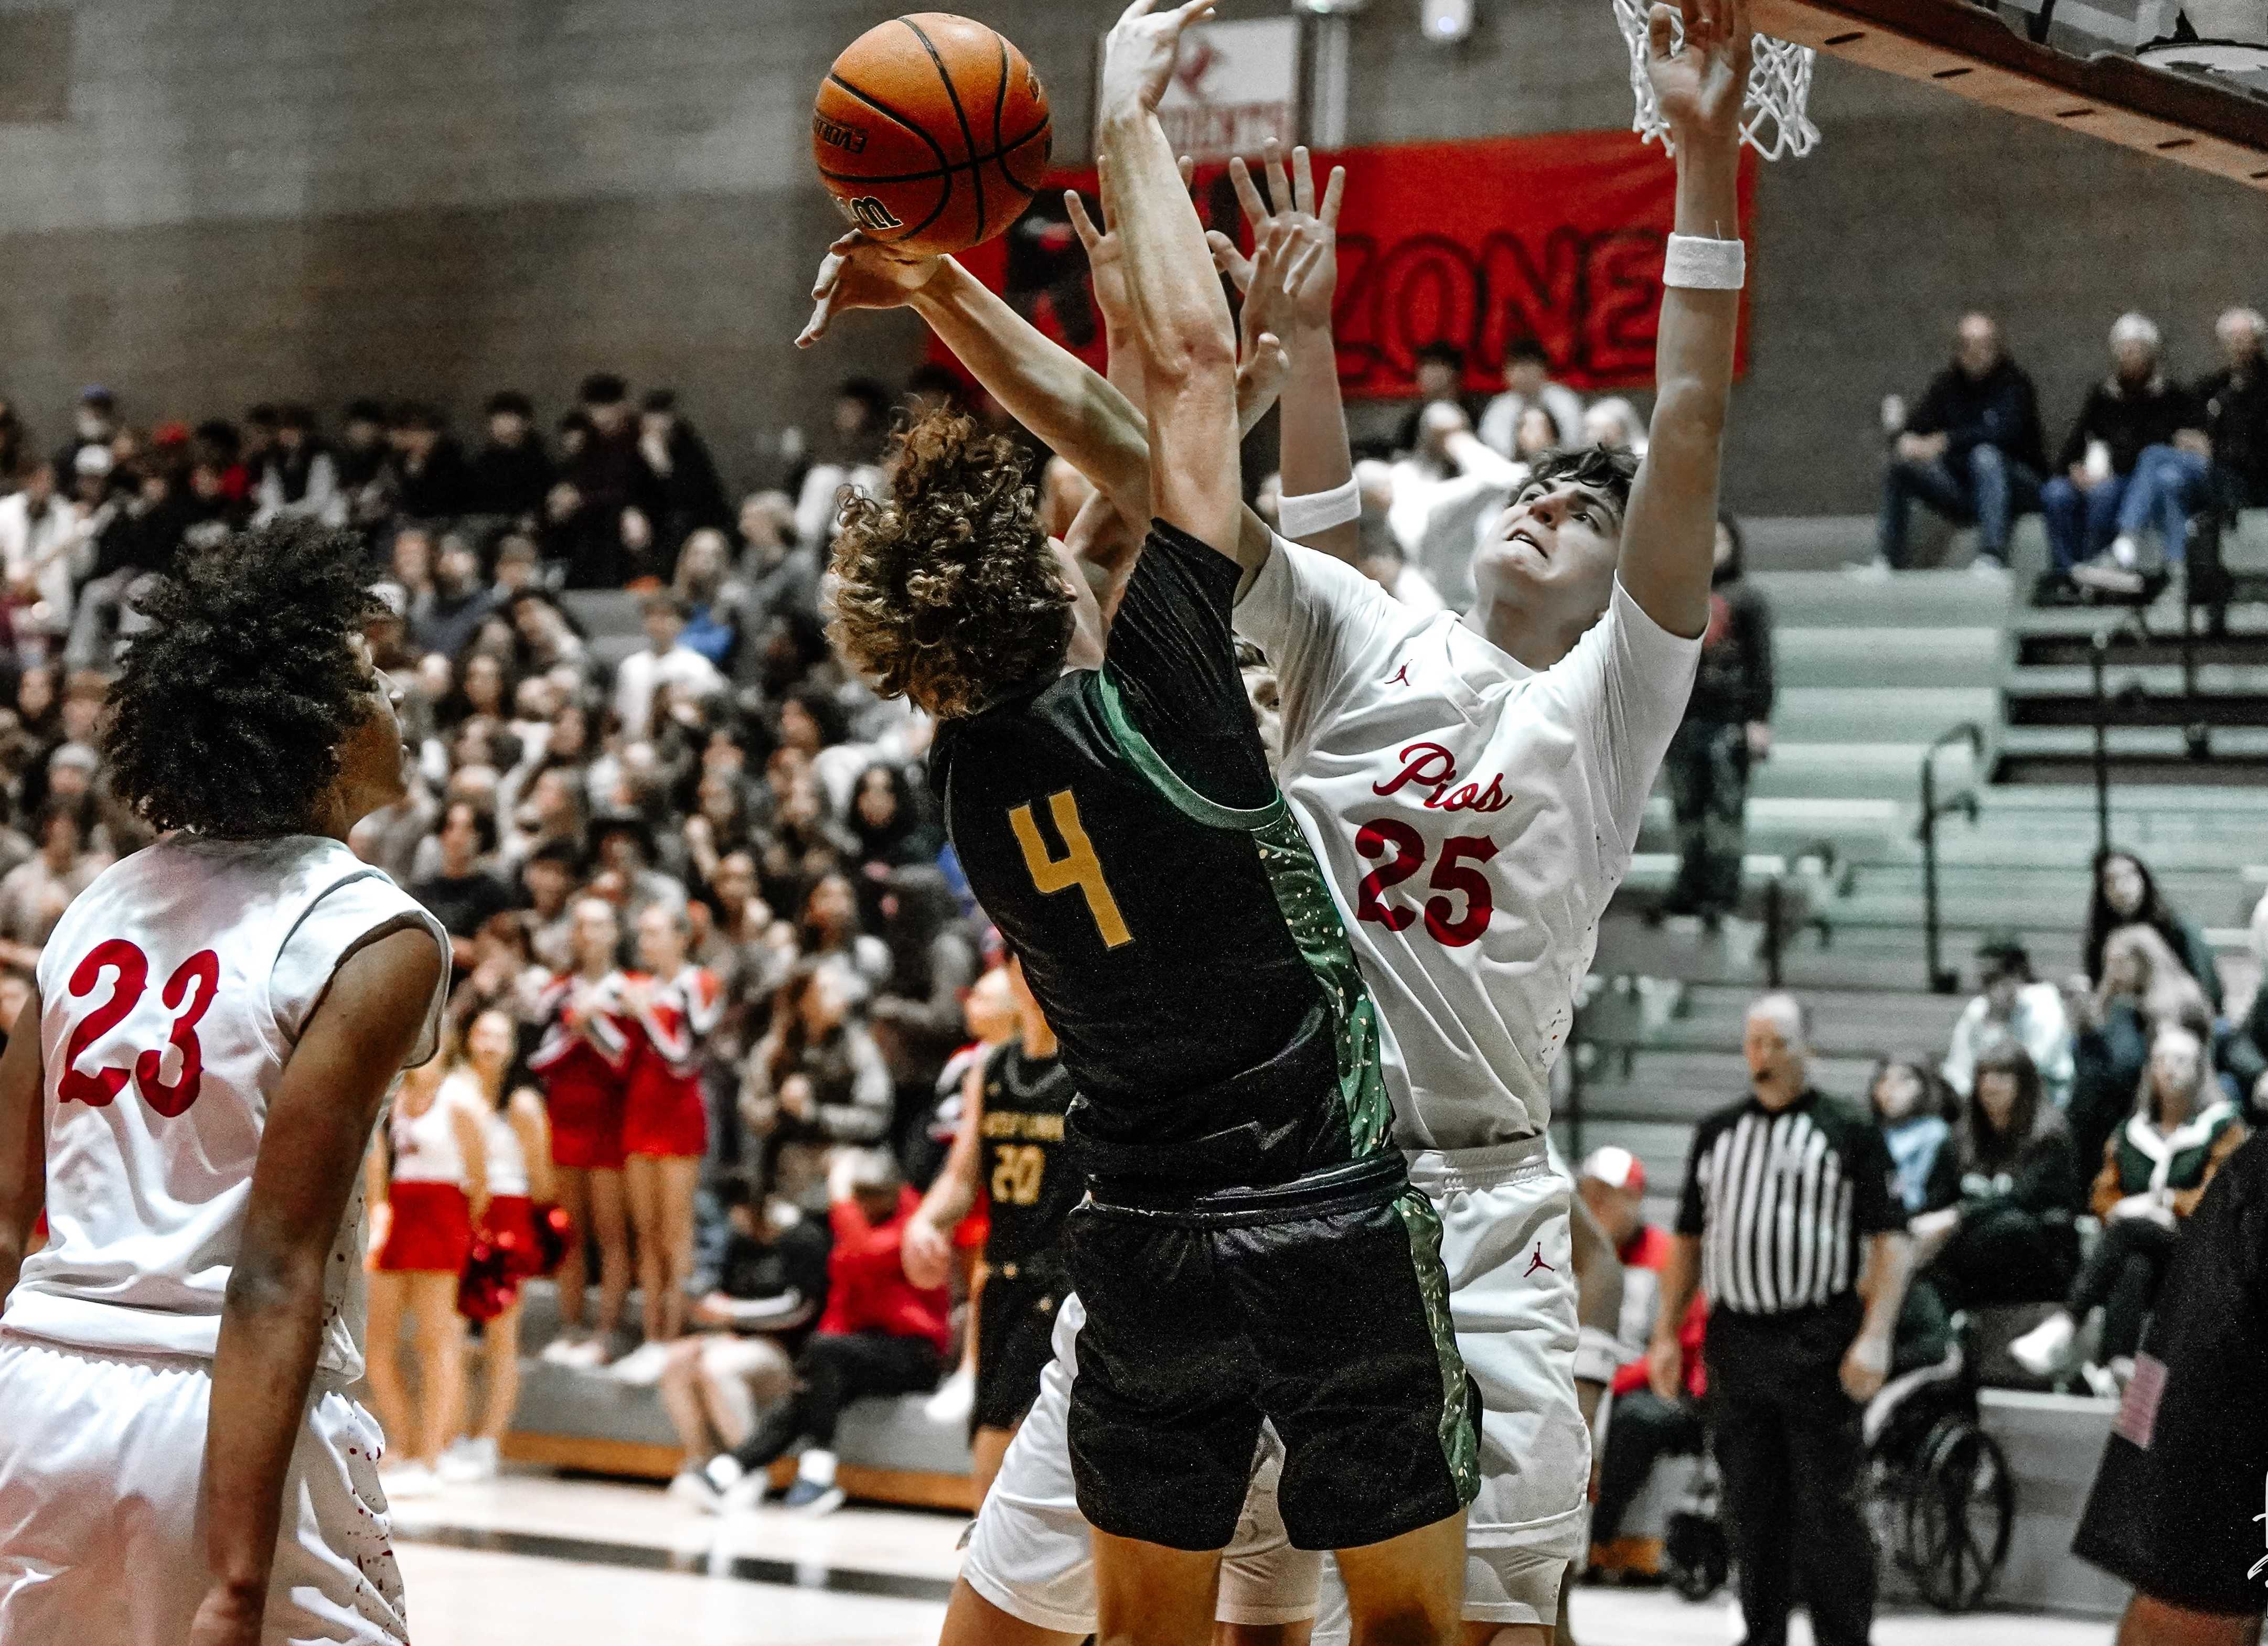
468;436;555;520
2056;375;2201;478
94;485;213;578
701;1211;833;1352
1907;358;2048;474
1957;1112;2082;1221
2197;360;2268;508
410;585;497;662
410;867;517;941
396;437;476;520
2219;978;2268;1108
557;426;660;588
1686;571;1774;727
2070;999;2154;1189
648;425;732;539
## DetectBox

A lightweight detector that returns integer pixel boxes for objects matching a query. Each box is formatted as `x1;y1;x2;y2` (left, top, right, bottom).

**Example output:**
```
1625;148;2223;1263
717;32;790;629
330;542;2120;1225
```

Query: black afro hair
103;521;384;836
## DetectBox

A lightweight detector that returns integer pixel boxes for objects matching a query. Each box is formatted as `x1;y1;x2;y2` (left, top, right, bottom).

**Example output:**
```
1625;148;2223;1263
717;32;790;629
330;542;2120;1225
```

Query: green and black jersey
930;522;1393;1192
977;1041;1080;1270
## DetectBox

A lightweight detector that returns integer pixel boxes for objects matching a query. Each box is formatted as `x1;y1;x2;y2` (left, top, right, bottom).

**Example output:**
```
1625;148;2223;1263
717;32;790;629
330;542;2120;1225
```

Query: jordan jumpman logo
1524;1243;1556;1277
1384;662;1411;688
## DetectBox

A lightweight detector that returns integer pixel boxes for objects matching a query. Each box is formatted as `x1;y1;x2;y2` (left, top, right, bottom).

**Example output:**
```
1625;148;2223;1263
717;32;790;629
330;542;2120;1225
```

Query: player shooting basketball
803;2;1756;1641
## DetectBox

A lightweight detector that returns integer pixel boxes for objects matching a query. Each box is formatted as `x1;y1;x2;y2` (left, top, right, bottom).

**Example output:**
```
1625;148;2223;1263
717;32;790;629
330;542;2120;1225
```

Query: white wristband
1574;1326;1623;1389
1663;233;1746;291
1276;475;1361;539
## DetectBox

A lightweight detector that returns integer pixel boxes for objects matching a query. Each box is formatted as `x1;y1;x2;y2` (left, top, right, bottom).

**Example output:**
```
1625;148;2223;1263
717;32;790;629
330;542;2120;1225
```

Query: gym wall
0;0;2259;515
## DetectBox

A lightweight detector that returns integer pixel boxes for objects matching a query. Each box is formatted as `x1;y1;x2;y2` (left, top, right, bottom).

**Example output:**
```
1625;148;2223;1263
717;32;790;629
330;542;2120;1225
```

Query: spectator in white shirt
1478;338;1585;459
614;591;724;739
1944;932;2075;1110
1385;409;1524;611
1585;396;1650;458
0;460;98;649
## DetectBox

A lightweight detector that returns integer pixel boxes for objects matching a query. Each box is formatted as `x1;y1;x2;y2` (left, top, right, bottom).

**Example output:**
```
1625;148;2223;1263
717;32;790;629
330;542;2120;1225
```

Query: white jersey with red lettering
1235;533;1700;1153
4;833;449;1380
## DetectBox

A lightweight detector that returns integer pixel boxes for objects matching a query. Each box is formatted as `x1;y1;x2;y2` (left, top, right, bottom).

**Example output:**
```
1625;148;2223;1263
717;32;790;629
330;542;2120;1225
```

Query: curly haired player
0;521;450;1646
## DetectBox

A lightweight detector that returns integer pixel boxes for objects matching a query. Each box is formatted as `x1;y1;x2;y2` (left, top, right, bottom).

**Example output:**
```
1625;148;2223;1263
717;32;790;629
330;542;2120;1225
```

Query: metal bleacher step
1580;981;1970;1059
1748;739;1972;802
1772;685;2001;743
1778;625;2003;690
1749;567;2014;629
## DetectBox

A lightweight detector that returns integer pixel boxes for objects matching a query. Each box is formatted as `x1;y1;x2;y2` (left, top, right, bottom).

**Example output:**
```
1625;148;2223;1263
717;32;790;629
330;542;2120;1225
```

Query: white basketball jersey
1237;535;1698;1152
5;835;447;1380
480;1098;529;1199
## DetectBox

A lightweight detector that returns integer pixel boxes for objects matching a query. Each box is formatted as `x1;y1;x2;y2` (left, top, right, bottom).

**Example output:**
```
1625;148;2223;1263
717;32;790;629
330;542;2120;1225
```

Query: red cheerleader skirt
481;1193;542;1281
623;1069;708;1160
378;1181;473;1274
545;1080;626;1172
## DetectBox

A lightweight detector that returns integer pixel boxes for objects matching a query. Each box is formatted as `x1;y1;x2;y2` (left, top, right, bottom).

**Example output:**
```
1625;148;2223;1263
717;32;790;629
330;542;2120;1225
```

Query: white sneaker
607;1341;673;1385
556;1337;611;1371
438;1437;498;1483
539;1335;587;1367
1970;556;2010;579
383;1461;441;1500
924;1364;975;1424
2009;1312;2077;1376
1845;557;1893;579
2081;1361;2123;1400
667;1467;723;1511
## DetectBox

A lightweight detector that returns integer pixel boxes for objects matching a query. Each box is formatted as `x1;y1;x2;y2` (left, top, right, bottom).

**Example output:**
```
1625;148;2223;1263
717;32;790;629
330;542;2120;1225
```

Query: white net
1610;0;1822;161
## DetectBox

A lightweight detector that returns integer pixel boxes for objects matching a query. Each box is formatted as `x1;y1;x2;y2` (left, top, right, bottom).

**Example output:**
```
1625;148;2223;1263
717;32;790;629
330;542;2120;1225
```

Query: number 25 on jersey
56;939;221;1117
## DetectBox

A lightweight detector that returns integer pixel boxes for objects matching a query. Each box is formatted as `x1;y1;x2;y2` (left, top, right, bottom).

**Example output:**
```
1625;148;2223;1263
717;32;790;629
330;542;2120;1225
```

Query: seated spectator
2012;1020;2246;1391
794;378;890;552
1478;337;1583;458
672;528;743;670
1387;404;1522;611
659;1177;833;1507
411;799;517;975
1876;313;2045;576
2198;306;2268;524
0;799;103;971
742;959;891;1213
408;531;497;662
639;390;732;574
1908;1042;2081;1324
2070;923;2214;1182
797;867;889;994
1577;1146;1707;1555
1944;932;2074;1110
1662;513;1773;926
390;403;475;521
1391;340;1481;456
1868;1056;1959;1218
252;404;344;529
699;1148;951;1515
0;458;98;655
469;390;554;522
2085;848;2223;1012
2079;313;2242;598
2039;314;2203;604
1583;396;1648;456
614;592;724;740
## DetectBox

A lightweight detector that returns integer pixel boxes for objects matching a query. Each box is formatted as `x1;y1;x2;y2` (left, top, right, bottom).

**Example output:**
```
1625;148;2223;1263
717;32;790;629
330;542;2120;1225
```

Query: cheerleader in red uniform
444;1007;553;1482
527;896;633;1370
622;903;723;1350
366;1048;489;1496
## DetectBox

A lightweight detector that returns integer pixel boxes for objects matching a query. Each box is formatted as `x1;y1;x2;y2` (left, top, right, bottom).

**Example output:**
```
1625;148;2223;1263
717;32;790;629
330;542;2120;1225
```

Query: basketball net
1609;0;1821;161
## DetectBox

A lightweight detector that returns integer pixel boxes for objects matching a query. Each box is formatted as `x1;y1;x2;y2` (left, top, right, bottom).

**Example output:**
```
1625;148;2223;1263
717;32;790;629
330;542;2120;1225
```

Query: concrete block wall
0;0;2261;511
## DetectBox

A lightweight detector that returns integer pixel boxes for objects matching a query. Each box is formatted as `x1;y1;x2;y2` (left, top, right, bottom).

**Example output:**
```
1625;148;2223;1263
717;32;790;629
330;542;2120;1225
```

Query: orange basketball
812;14;1053;257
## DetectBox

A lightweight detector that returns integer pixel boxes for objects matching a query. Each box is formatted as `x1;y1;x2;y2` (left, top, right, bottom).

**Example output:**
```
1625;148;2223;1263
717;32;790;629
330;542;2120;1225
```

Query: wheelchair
1660;1339;2015;1614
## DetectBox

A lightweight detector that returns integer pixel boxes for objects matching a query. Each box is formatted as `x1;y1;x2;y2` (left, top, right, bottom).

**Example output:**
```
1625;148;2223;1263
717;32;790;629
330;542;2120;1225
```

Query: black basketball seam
823;72;956;243
996;116;1050;196
814;117;1051;186
900;15;986;244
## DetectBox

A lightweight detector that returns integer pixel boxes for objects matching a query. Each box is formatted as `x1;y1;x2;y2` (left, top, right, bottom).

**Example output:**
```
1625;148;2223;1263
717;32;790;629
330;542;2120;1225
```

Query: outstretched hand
1101;0;1216;122
1207;141;1345;337
1233;223;1328;388
1644;0;1755;152
1064;155;1133;337
797;231;947;348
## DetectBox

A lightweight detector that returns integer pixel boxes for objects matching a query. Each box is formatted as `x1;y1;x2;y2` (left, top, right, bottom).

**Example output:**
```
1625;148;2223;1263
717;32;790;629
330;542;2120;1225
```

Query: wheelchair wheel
1907;1416;2014;1613
1664;1510;1730;1602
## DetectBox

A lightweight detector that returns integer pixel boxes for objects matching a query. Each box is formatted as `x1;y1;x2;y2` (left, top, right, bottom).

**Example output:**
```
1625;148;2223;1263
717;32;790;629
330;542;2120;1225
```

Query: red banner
953;127;1754;400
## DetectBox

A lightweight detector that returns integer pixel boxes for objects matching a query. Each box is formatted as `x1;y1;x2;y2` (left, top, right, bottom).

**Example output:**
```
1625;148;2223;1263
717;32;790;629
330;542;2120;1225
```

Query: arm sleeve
1101;521;1277;811
1675;1122;1711;1237
1849;1123;1906;1237
269;874;451;1067
2174;1121;2249;1218
1234;532;1415;761
814;1028;892;1143
1906;371;1953;437
2056;394;2096;473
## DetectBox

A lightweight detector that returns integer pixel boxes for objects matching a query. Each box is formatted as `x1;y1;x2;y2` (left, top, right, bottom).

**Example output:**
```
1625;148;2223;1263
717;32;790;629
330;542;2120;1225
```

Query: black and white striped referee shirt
1674;1090;1903;1317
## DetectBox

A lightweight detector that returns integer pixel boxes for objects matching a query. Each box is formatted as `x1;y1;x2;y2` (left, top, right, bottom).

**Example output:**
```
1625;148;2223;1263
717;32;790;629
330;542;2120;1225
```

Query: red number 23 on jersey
57;939;222;1117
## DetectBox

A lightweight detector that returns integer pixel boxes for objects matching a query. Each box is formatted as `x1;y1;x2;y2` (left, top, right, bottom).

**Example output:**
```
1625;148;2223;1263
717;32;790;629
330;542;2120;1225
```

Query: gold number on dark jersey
991;1144;1046;1207
1008;789;1132;949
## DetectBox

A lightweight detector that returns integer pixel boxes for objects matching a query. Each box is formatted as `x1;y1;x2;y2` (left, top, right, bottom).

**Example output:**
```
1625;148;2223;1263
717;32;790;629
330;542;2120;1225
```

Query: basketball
811;13;1053;257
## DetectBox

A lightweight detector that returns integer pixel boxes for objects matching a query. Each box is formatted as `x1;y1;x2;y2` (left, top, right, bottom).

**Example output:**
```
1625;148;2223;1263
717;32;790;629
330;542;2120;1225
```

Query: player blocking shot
0;523;451;1646
818;3;1477;1642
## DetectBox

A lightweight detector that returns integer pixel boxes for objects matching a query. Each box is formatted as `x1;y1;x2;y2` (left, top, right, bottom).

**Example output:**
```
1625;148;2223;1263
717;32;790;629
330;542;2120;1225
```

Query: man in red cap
1577;1146;1706;1566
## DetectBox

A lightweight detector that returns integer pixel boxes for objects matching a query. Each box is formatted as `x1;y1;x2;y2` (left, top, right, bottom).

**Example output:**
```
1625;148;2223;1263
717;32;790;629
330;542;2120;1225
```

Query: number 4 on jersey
1010;790;1133;950
57;939;222;1117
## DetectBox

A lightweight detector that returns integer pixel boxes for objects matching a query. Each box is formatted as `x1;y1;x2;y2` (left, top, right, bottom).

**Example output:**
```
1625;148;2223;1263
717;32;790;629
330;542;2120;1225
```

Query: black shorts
973;1263;1065;1438
2073;1133;2268;1618
1064;1153;1478;1554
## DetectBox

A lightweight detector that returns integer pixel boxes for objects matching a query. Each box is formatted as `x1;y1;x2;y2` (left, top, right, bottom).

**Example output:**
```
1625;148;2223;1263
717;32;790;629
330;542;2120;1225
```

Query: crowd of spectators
1874;305;2268;607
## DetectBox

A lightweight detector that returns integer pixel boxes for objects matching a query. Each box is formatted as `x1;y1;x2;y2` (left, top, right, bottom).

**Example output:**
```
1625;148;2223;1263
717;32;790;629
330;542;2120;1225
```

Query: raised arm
195;928;444;1644
903;1057;986;1289
1617;0;1752;640
1097;0;1241;560
0;985;45;1305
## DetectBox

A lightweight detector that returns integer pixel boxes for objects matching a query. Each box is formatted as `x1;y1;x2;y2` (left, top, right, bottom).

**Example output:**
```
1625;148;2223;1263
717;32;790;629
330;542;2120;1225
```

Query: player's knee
1346;1597;1458;1646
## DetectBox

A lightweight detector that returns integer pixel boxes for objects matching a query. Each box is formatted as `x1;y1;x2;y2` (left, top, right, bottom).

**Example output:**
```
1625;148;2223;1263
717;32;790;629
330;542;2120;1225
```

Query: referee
1648;994;1912;1646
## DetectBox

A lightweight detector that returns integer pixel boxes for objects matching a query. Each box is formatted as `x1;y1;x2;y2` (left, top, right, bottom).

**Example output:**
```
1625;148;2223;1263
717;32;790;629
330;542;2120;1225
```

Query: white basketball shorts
0;1333;410;1646
965;1135;1587;1633
960;1292;1321;1633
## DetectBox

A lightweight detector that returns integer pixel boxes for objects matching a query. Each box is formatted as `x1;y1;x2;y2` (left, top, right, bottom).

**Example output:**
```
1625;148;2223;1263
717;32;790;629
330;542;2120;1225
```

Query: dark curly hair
103;521;384;836
827;407;1074;720
1525;443;1642;514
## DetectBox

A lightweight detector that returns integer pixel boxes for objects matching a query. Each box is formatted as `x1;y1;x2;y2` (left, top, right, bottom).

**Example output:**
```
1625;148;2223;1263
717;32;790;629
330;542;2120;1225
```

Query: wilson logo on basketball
1372;741;1513;813
811;113;867;155
839;196;905;233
